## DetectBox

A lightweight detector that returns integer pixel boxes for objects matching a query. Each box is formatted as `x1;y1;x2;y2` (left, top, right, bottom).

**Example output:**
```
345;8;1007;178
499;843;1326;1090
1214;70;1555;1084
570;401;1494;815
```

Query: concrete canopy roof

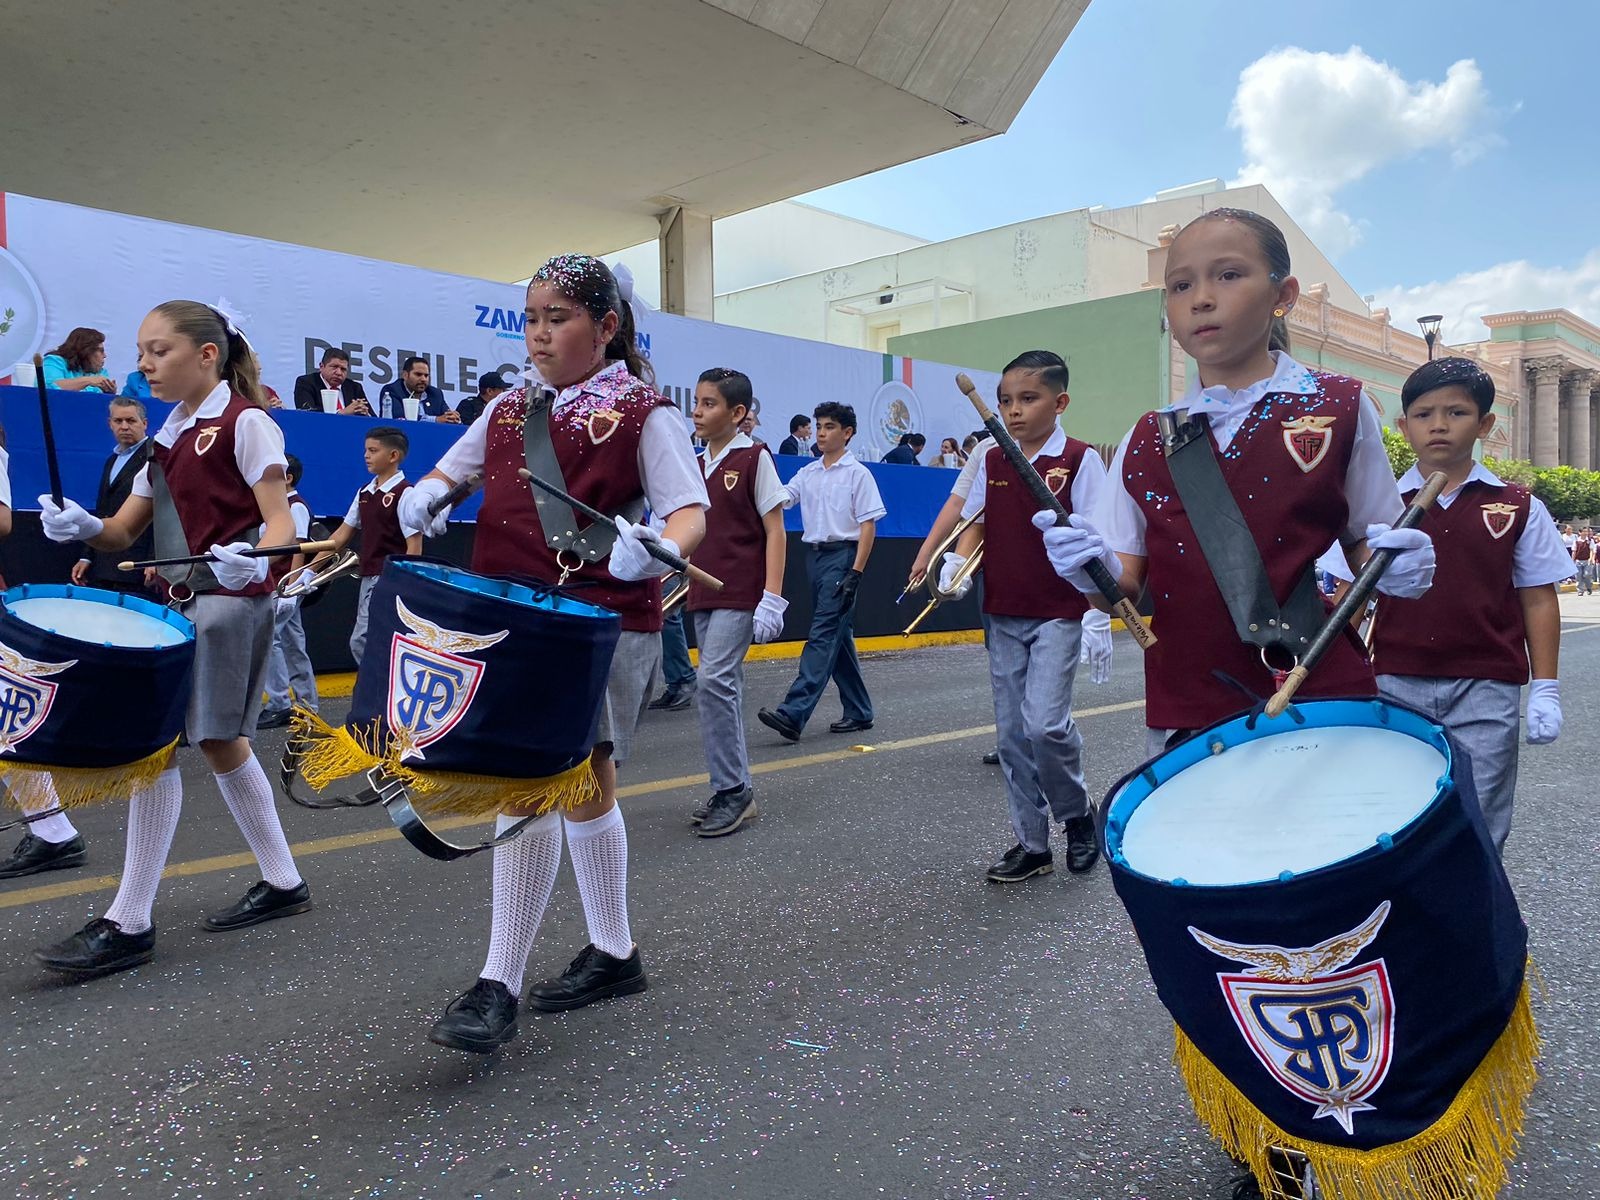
3;0;1087;280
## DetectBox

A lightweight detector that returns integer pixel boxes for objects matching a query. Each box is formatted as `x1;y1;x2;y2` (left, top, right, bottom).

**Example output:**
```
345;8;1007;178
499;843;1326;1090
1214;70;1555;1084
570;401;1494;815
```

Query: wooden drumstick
119;539;338;572
1265;471;1449;718
517;468;724;591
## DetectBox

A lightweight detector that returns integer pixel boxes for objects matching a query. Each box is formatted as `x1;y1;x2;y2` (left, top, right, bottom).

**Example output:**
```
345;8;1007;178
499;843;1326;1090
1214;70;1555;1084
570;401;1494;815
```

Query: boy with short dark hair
324;426;423;665
1331;358;1568;852
758;402;885;742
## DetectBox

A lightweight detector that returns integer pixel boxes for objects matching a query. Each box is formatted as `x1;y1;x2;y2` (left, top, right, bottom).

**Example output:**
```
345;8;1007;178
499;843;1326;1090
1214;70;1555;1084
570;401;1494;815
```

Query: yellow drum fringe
2;739;180;810
1173;967;1540;1200
289;707;598;817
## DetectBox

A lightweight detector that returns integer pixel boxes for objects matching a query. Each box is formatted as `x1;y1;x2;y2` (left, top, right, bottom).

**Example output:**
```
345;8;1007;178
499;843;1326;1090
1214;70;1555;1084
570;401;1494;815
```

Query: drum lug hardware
1248;622;1259;632
366;767;409;806
1210;741;1225;755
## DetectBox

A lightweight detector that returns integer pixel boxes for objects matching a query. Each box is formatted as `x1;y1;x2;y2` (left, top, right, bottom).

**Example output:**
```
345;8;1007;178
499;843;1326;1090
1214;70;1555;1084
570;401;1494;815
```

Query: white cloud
1371;250;1600;344
1228;47;1491;254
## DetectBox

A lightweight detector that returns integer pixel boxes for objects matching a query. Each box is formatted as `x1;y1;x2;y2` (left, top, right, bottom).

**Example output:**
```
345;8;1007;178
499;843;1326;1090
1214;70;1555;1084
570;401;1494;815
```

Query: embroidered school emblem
0;640;77;756
586;408;624;446
382;492;396;509
1280;415;1337;473
386;598;508;762
193;425;222;456
1044;466;1071;495
1190;902;1394;1135
721;469;740;492
1481;503;1518;540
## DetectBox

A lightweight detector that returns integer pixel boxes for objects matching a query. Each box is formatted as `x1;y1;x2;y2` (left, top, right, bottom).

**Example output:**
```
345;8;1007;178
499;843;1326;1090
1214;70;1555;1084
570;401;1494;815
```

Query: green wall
1490;321;1600;358
887;289;1167;446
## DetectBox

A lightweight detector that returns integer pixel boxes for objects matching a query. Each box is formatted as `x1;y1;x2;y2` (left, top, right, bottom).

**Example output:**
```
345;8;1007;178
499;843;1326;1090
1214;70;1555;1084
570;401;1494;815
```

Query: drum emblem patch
1481;503;1518;540
0;640;78;756
1280;416;1337;473
1045;466;1071;495
1190;902;1394;1134
386;599;508;761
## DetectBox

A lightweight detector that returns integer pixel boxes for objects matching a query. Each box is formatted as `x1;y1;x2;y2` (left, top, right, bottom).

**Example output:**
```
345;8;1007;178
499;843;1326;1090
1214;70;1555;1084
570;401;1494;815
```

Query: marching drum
0;585;195;805
1104;699;1537;1200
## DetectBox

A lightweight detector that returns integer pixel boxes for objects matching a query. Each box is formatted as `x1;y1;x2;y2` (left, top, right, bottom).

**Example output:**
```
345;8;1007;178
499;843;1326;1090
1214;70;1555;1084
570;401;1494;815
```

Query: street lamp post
1417;314;1444;361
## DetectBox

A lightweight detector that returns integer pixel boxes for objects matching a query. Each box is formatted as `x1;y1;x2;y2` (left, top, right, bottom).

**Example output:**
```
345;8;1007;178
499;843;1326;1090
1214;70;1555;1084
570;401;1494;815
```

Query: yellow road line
0;699;1146;911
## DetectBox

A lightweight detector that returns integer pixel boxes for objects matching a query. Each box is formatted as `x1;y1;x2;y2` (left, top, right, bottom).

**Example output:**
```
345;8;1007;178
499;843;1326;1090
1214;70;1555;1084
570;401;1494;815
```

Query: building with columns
1468;311;1600;468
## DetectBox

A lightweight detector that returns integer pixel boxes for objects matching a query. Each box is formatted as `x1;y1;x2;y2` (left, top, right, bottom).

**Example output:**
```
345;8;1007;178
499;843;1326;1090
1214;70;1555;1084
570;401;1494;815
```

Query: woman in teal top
41;327;116;393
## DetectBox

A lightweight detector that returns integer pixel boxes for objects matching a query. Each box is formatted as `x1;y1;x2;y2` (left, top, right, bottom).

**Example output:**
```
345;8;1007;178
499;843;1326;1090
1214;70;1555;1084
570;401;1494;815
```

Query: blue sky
798;0;1599;340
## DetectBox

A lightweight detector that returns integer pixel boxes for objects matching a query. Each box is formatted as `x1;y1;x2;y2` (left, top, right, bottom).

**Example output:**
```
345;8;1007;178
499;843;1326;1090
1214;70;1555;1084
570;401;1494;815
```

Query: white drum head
7;597;189;649
1119;725;1445;886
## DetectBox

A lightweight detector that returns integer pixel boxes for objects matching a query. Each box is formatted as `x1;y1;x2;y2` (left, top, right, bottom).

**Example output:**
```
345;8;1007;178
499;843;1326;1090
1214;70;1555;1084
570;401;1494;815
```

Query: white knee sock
214;755;301;890
15;775;79;844
104;769;183;934
565;806;633;960
480;812;564;994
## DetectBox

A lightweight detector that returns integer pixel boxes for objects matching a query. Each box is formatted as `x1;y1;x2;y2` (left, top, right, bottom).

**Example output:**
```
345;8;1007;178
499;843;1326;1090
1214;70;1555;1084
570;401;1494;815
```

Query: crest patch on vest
1480;502;1518;540
194;425;222;456
1280;415;1336;473
1045;466;1071;495
587;408;624;445
721;469;740;492
382;491;397;508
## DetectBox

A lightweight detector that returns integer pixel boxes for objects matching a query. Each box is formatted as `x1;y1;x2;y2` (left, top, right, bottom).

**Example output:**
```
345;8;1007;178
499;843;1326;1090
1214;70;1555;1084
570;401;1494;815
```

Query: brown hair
49;327;106;372
529;255;655;386
1179;207;1294;354
148;301;267;408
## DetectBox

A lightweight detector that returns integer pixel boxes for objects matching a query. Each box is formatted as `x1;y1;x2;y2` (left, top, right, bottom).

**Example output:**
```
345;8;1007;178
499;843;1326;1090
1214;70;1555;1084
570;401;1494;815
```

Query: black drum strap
521;388;643;563
1160;412;1324;660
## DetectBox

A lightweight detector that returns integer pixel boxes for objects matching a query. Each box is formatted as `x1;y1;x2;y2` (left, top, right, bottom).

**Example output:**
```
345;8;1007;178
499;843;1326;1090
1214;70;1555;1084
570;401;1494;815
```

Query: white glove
209;541;268;591
400;477;451;539
937;551;973;600
1080;608;1113;684
608;517;677;582
753;590;789;644
1366;524;1436;599
1526;679;1562;745
1033;510;1120;595
38;495;103;544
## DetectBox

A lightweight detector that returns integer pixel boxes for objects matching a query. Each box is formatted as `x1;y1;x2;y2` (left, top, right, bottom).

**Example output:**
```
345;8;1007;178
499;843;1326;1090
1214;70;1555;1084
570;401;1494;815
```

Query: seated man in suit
376;356;460;423
293;346;372;414
778;414;812;456
881;432;926;465
70;397;155;593
455;370;512;426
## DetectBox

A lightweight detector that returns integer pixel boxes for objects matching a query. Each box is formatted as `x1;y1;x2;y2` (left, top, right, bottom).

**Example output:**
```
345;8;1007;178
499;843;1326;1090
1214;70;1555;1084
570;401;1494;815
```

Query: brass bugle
276;549;360;598
901;508;984;636
662;571;691;613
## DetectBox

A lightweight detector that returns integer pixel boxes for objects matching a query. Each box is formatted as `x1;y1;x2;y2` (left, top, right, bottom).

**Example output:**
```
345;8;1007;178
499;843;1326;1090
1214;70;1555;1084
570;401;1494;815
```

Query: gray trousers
988;614;1089;853
1378;674;1521;853
691;608;756;792
1578;561;1594;593
596;629;662;767
349;575;379;667
263;598;318;713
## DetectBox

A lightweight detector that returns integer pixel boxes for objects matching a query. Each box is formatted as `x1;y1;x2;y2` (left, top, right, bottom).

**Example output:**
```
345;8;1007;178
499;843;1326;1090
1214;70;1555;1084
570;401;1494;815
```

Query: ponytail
150;300;268;409
531;254;655;388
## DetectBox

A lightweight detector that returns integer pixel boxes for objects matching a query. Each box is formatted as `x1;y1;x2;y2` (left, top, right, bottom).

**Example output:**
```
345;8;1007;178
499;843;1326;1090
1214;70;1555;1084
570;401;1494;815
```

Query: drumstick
428;471;482;517
32;354;64;509
517;468;724;591
119;539;338;571
1265;470;1449;718
954;373;1156;650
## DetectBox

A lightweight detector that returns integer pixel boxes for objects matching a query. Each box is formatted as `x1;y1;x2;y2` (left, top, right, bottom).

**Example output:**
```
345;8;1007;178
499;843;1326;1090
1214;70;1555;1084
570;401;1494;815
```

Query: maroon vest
474;380;674;632
1372;480;1532;684
687;443;770;612
982;440;1091;621
357;479;413;577
1127;373;1376;729
152;392;272;598
1575;537;1592;563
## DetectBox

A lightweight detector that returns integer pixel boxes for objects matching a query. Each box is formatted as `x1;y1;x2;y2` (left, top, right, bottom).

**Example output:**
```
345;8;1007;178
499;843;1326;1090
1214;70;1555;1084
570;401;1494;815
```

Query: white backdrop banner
0;192;997;460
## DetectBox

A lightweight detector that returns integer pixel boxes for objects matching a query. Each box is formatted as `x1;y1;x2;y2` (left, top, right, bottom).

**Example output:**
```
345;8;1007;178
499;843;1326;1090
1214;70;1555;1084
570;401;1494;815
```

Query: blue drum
1104;699;1537;1200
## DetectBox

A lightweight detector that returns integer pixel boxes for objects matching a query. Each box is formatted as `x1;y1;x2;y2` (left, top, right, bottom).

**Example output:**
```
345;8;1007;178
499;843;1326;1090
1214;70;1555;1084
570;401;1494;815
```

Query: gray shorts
594;629;662;766
180;592;274;743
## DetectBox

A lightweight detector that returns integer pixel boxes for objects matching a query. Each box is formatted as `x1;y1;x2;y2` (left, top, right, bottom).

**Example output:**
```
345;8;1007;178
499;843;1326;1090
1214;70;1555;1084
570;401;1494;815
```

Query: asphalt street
3;599;1598;1200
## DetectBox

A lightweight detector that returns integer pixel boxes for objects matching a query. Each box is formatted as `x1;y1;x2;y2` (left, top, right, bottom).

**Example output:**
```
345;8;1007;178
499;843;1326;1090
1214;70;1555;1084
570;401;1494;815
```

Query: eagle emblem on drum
1280;415;1336;473
1190;902;1394;1135
0;640;77;756
1480;503;1518;540
386;599;508;762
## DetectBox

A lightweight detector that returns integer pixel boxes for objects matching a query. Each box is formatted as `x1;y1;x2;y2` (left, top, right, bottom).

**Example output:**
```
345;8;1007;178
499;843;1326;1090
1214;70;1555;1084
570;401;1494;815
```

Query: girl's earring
1273;307;1286;318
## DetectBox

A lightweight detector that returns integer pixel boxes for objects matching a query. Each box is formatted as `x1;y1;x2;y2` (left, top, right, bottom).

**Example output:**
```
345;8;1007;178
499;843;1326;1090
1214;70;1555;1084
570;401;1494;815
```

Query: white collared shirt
344;471;419;534
1319;462;1573;588
701;432;788;516
1096;352;1402;556
949;437;995;501
434;362;708;518
131;381;286;498
0;446;11;509
959;427;1107;522
782;450;887;543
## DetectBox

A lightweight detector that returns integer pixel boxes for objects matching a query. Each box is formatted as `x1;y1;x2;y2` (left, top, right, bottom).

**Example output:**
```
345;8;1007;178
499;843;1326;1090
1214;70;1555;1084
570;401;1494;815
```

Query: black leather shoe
255;708;292;730
828;718;873;734
757;707;801;743
202;880;312;931
1063;815;1101;873
34;918;154;977
697;785;756;838
428;978;519;1053
648;686;694;711
986;843;1054;883
982;749;1000;765
526;943;648;1012
689;797;712;825
0;832;87;879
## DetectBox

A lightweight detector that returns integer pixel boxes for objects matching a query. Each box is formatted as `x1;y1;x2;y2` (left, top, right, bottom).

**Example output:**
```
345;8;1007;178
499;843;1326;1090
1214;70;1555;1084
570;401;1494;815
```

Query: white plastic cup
403;393;419;421
320;388;340;414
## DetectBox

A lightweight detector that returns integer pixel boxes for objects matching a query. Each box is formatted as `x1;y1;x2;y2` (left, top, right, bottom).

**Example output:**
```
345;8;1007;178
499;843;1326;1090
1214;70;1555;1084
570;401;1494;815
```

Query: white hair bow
211;297;253;348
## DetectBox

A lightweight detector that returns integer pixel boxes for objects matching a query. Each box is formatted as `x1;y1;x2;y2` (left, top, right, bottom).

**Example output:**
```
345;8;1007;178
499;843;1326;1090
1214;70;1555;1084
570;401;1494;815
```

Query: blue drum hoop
1;583;197;647
393;558;619;623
